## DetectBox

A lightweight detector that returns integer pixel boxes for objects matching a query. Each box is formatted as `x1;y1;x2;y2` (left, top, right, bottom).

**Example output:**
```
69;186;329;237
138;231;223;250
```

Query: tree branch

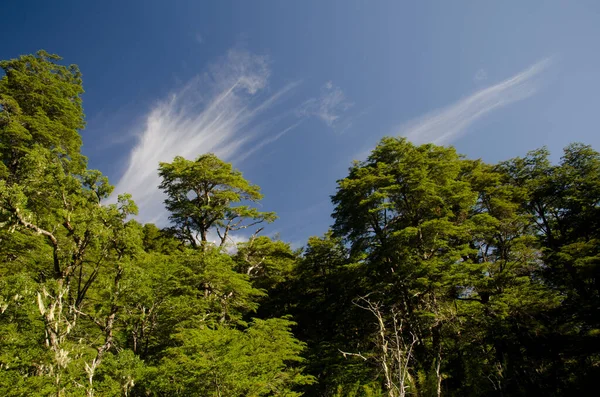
12;207;61;277
339;349;369;361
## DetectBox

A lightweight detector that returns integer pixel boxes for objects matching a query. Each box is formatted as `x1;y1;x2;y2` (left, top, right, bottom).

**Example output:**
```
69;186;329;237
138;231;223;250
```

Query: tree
282;232;376;396
3;49;600;397
0;50;85;179
328;137;561;396
153;318;314;396
0;165;140;395
158;154;276;250
0;50;143;396
234;235;298;291
340;296;418;397
499;144;600;394
444;160;559;396
331;137;476;395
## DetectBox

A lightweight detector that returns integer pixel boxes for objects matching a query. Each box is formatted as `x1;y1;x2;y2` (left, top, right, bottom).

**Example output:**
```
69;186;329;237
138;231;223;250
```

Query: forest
1;51;599;397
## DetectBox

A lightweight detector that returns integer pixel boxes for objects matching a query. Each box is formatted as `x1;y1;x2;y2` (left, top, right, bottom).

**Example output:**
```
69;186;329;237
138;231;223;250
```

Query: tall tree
0;50;85;179
328;137;561;396
499;144;600;394
158;154;276;250
331;137;476;396
0;50;143;396
444;160;559;396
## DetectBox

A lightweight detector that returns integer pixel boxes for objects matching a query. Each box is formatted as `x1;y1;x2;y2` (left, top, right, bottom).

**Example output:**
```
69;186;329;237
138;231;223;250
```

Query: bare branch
339;349;368;361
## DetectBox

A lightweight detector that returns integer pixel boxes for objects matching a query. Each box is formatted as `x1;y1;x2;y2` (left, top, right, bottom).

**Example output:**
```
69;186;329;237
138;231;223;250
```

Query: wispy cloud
299;81;353;128
238;119;304;162
401;57;552;145
111;50;300;224
474;68;487;82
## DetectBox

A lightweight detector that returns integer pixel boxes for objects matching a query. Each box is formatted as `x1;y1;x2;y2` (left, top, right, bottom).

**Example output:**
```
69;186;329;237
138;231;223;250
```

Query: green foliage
497;143;600;394
153;318;314;396
158;154;276;249
330;138;478;393
141;223;181;253
235;235;299;290
0;50;85;178
1;50;599;397
0;51;309;396
313;137;582;396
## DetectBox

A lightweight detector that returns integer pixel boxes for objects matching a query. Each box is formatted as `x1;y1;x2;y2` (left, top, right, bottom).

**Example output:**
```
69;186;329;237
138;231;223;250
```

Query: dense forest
1;51;599;397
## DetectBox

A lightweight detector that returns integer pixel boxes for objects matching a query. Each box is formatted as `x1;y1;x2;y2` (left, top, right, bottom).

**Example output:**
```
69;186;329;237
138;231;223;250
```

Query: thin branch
338;349;369;361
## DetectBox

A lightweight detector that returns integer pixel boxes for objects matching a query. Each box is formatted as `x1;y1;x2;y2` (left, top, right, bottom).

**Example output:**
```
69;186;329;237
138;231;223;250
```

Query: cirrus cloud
111;50;301;225
401;57;553;145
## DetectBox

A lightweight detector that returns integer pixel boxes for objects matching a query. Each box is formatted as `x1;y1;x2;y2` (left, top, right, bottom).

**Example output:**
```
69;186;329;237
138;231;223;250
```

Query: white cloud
111;50;300;225
195;33;204;44
299;81;353;127
206;231;250;254
238;119;304;162
401;57;552;145
474;68;487;82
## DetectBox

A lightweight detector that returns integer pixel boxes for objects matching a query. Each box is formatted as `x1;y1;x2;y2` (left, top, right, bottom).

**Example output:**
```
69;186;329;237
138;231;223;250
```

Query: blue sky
3;0;600;246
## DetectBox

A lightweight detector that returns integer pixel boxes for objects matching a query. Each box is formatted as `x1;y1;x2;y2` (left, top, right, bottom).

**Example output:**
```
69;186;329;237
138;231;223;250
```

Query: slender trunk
38;281;73;397
86;266;123;396
432;323;443;397
435;348;442;397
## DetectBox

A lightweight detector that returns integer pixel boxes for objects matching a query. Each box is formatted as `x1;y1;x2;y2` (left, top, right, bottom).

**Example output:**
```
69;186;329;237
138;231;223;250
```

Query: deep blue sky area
2;1;600;246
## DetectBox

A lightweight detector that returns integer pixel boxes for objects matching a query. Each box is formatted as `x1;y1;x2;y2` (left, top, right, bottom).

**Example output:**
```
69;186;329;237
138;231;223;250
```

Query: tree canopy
158;154;276;249
1;51;599;397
